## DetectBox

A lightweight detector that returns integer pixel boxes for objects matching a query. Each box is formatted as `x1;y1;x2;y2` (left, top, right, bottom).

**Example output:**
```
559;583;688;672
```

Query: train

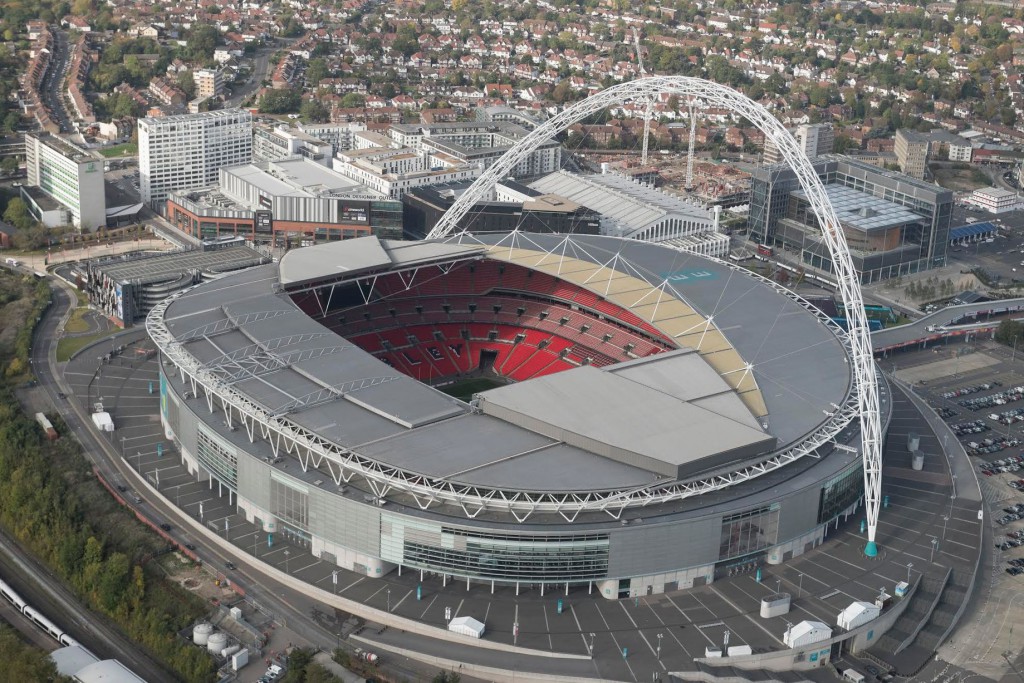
0;577;81;648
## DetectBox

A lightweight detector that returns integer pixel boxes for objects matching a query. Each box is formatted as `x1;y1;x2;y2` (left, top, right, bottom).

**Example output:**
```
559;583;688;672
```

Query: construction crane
632;27;654;166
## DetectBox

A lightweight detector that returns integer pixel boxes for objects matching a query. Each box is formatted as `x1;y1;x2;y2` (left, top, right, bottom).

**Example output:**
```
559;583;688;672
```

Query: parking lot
890;339;1024;680
56;325;995;682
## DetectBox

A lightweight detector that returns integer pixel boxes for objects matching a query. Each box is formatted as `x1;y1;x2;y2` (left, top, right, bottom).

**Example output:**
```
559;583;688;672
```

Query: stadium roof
158;234;851;497
477;353;776;479
528;171;713;236
278;236;487;286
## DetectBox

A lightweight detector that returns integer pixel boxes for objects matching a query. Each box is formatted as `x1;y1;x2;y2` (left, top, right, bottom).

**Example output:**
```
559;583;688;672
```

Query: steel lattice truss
425;76;883;549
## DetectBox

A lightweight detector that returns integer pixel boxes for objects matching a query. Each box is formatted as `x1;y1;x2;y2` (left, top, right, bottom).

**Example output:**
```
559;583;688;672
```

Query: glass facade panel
270;473;308;529
719;504;780;560
817;464;863;524
196;425;238;489
381;516;609;581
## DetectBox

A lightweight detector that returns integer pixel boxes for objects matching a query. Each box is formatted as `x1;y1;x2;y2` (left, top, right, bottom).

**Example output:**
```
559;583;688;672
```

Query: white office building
139;109;253;211
24;132;106;230
333;147;480;199
970;186;1020;214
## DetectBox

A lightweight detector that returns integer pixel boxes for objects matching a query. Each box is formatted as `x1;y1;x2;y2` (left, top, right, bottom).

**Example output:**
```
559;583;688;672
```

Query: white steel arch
426;76;884;556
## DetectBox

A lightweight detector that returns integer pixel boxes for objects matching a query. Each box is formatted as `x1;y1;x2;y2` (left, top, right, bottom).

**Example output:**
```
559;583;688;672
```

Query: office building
894;129;930;180
969;186;1019;213
764;123;834;164
23;131;106;230
139;109;253;211
748;155;953;283
193;68;223;99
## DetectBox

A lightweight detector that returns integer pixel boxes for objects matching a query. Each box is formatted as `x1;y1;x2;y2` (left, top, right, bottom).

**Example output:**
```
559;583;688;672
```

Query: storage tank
907;432;920;452
207;631;228;654
193;622;214;646
221;644;241;658
912;452;925;471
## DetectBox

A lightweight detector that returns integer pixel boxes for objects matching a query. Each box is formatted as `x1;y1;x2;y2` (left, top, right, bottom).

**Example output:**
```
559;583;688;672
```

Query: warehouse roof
528;170;713;236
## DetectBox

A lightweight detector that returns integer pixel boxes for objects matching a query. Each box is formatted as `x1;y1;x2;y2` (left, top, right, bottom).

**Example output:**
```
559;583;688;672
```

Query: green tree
0;157;18;175
306;58;328;87
186;24;218;61
178;71;196;99
339;92;365;108
2;197;32;231
996;319;1024;348
258;88;301;114
300;99;330;123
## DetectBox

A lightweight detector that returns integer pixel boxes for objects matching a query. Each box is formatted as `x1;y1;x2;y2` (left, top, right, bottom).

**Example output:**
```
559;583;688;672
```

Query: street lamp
797;573;804;598
906;562;914;584
930;538;938;563
942;515;949;540
386;588;391;613
656;632;663;661
284;549;290;574
588;632;595;656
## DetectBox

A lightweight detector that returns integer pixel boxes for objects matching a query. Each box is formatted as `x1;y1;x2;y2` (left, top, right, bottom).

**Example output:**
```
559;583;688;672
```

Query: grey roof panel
279;236;392;285
476;365;776;479
454;443;659;491
357;414;554;477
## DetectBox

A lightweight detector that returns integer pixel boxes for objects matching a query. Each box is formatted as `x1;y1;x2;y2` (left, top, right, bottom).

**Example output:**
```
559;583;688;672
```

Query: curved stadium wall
154;236;887;599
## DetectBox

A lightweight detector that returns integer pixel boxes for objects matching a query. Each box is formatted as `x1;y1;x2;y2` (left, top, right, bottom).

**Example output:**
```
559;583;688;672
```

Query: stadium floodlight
426;76;883;556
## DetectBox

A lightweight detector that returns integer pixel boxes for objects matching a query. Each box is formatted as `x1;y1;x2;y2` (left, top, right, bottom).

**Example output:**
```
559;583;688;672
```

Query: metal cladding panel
607;516;721;576
308;485;381;555
170;385;200;457
236;447;272;513
775;485;822;542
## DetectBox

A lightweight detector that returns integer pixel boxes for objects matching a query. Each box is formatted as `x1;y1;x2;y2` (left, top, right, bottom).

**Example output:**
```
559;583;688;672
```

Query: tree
339;92;366;109
306;58;328;87
433;671;462;683
186;24;218;62
2;197;32;231
0;158;18;176
300;99;330;123
178;71;195;99
996;319;1024;349
258;88;301;114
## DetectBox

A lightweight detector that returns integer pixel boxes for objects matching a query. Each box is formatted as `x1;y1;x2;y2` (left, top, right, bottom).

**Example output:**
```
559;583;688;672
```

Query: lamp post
906;562;913;584
284;549;290;574
387;588;391;613
797;572;804;598
656;632;663;662
930;538;938;563
942;515;949;540
588;632;595;656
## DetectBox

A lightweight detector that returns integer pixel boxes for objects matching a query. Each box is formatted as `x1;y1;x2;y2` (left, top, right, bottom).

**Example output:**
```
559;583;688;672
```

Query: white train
0;577;81;647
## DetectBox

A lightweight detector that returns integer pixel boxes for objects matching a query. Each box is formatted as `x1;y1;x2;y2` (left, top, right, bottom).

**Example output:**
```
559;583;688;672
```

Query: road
40;29;73;134
225;47;274;108
24;279;179;682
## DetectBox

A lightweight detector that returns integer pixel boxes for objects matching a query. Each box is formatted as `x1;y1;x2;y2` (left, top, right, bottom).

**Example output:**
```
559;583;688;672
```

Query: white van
843;669;866;683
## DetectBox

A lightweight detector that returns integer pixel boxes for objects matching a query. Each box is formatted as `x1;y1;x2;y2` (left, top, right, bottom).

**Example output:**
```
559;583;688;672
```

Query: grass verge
56;328;119;362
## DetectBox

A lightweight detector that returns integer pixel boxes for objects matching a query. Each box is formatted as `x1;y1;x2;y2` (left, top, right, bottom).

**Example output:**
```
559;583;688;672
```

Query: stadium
149;230;889;599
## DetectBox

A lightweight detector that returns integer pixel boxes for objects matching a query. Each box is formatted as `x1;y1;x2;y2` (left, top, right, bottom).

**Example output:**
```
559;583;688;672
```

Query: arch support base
864;541;878;557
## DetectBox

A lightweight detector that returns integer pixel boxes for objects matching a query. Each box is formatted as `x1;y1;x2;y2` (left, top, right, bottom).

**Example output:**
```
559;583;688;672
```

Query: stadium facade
150;233;888;599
